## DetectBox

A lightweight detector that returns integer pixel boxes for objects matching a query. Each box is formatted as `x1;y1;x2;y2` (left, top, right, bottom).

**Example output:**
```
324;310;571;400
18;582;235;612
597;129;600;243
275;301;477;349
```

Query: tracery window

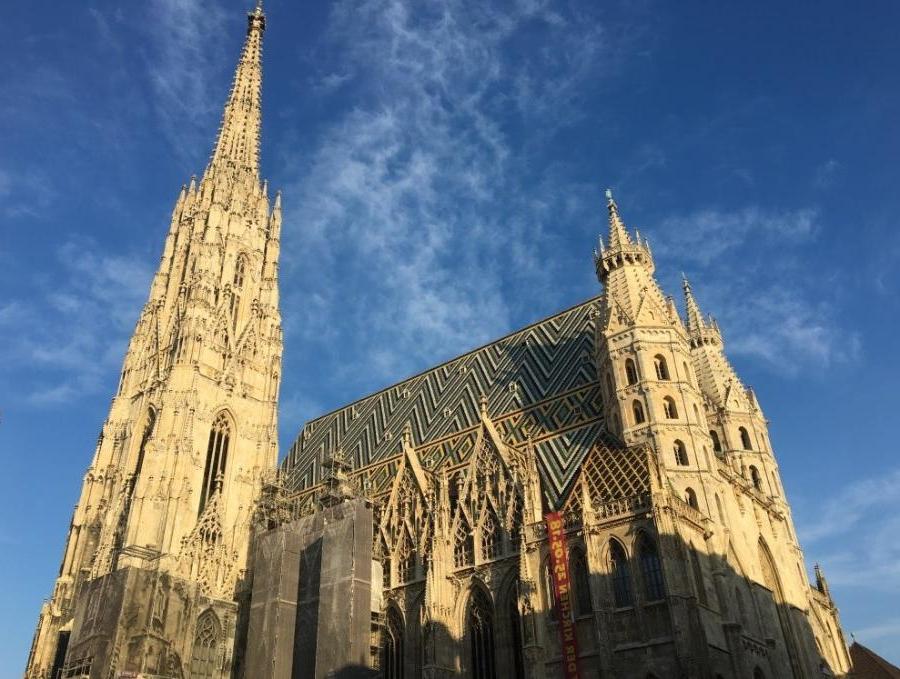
663;396;678;419
199;413;230;515
468;588;496;679
673;440;689;466
454;519;474;568
638;535;666;602
685;487;699;510
570;548;592;616
632;400;646;425
382;607;404;679
233;255;247;288
739;426;753;451
749;465;762;491
480;508;500;561
625;358;638;385
653;355;670;380
610;540;633;607
710;429;722;452
190;610;221;678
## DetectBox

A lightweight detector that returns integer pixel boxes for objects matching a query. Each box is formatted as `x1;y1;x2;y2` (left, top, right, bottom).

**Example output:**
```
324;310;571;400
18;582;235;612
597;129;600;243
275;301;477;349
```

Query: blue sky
1;0;899;672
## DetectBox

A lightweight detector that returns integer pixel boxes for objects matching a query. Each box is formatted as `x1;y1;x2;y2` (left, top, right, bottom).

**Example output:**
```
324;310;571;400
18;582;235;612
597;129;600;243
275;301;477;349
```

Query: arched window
229;291;240;330
468;588;496;679
710;430;722;452
542;561;557;613
663;396;678;419
625;358;638;385
632;400;646;425
739;426;753;451
190;610;221;678
382;607;404;679
673;440;689;466
653;355;670;380
454;519;474;568
570;549;592;616
610;540;633;607
689;546;707;606
233;255;247;288
682;361;690;382
715;494;726;524
199;413;230;515
692;403;700;422
638;535;665;601
684;487;698;510
749;465;762;491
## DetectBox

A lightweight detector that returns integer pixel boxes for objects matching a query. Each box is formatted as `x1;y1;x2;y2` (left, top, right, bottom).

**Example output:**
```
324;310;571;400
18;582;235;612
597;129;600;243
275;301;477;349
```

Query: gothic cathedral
26;5;853;679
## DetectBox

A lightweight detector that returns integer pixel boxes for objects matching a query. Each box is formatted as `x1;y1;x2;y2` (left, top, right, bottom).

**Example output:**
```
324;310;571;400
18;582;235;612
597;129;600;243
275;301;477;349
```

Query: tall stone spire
605;188;632;250
208;2;266;178
682;274;706;336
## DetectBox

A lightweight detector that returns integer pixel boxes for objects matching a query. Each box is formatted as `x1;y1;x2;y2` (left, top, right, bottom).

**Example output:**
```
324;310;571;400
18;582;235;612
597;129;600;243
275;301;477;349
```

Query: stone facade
26;3;853;679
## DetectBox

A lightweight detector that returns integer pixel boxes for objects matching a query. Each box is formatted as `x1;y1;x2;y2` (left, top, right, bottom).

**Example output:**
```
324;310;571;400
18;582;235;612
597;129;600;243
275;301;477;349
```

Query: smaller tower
594;191;716;490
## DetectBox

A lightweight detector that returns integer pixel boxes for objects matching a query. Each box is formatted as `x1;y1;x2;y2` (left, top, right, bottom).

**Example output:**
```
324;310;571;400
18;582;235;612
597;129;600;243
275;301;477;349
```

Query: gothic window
398;531;415;583
749;465;762;491
454;519;474;568
739;426;753;451
570;548;592;616
508;593;525;679
605;372;615;400
653;355;670;380
199;413;230;515
682;361;690;381
625;358;638;385
481;508;501;561
715;494;726;524
229;292;240;330
134;408;157;480
610;540;633;607
673;440;689;466
233;255;247;288
692;403;700;422
190;610;221;678
663;396;678;419
632;400;646;425
638;535;665;602
685;487;699;510
710;429;722;452
383;557;392;589
543;561;558;613
382;607;404;679
468;588;496;679
689;546;707;606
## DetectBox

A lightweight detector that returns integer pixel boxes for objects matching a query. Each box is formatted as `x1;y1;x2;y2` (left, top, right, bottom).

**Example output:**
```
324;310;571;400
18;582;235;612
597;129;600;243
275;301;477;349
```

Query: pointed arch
609;538;633;607
684;487;698;510
663;396;678;419
625;358;638;385
632;399;646;425
739;426;753;450
467;585;496;679
570;546;592;616
199;411;232;515
710;429;722;452
190;609;221;678
382;605;405;679
653;354;670;380
637;533;665;602
673;440;689;466
749;465;762;491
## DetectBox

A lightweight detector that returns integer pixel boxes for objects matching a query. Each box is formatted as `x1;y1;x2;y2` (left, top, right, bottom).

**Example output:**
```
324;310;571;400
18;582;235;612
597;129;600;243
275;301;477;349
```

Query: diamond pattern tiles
281;296;606;504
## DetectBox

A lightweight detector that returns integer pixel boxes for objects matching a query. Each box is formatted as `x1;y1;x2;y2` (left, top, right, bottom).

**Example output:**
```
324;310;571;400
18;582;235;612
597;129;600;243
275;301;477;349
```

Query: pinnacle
682;274;706;335
605;188;633;250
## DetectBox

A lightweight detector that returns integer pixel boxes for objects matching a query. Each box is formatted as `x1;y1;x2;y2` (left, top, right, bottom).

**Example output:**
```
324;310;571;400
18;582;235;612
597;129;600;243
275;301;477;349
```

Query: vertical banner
545;511;581;679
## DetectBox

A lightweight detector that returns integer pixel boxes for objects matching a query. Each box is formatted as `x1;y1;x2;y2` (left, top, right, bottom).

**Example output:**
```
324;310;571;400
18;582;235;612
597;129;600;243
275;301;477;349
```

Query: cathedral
25;5;854;679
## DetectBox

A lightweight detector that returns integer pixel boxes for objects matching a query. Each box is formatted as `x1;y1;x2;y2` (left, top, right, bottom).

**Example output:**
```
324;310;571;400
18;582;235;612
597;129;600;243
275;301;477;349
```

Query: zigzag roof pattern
281;296;613;504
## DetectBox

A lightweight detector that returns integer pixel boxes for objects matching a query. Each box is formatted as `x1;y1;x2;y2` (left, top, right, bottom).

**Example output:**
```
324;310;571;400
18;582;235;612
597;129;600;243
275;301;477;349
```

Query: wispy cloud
0;240;152;405
797;468;900;594
279;0;624;401
647;206;858;373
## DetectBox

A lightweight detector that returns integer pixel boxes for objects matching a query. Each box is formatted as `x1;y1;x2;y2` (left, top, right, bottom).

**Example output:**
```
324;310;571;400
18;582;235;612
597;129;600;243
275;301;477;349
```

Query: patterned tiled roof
281;296;613;504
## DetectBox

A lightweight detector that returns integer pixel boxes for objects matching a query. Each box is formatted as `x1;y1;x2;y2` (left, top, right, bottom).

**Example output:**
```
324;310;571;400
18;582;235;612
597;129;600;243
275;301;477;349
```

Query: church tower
25;4;282;678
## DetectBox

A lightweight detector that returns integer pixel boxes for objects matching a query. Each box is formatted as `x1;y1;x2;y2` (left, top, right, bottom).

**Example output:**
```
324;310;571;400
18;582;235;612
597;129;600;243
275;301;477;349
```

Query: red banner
545;511;581;679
